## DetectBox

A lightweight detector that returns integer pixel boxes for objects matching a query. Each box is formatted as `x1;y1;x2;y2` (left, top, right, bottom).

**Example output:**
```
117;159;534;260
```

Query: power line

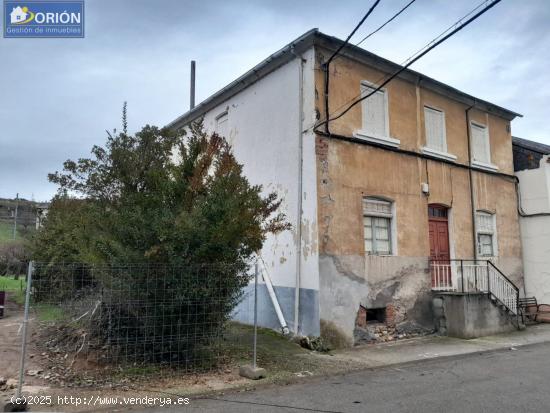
400;0;490;67
324;0;381;134
303;0;421;135
318;0;503;130
356;0;418;47
303;0;496;134
326;0;381;66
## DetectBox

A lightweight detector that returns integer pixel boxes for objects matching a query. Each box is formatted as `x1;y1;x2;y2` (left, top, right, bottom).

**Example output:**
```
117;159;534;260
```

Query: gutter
167;29;522;131
465;101;479;261
168;29;318;129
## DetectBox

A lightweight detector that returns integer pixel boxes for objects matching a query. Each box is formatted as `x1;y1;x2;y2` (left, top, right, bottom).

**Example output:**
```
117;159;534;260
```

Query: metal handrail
430;258;521;322
487;261;519;293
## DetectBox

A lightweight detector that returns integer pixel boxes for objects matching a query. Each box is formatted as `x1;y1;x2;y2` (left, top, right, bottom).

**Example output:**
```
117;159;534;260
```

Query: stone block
239;365;266;380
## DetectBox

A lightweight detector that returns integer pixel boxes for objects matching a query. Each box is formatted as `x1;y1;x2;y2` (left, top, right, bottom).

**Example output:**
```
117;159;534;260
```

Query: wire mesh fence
24;262;253;380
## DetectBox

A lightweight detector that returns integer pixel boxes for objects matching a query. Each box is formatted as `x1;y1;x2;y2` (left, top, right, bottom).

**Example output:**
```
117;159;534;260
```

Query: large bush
32;112;289;364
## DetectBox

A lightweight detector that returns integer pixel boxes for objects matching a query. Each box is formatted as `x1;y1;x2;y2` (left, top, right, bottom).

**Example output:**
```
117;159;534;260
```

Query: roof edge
313;32;522;121
168;28;318;129
168;28;522;129
512;136;550;154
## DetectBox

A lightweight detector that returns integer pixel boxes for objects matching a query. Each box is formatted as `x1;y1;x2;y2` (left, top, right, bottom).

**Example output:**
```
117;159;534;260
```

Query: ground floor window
363;197;393;255
476;211;497;257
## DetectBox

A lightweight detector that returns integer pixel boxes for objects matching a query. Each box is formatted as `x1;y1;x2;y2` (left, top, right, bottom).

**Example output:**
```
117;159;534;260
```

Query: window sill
353;131;400;148
421;147;457;162
472;160;499;172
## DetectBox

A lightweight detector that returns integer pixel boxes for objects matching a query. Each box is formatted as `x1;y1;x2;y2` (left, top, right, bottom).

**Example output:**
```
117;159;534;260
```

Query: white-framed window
363;197;394;255
215;111;228;137
471;122;491;164
360;83;388;139
424;106;447;153
476;211;497;257
354;81;401;148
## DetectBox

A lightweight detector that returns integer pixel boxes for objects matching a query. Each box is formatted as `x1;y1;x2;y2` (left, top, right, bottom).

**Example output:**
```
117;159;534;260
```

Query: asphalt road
135;342;550;412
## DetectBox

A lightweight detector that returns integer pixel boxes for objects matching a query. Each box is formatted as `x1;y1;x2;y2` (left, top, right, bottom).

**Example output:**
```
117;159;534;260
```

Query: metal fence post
487;261;491;297
17;261;33;400
253;261;258;370
460;260;465;293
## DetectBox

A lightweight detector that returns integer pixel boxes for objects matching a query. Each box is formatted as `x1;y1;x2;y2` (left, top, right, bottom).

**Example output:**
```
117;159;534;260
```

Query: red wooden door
429;206;451;288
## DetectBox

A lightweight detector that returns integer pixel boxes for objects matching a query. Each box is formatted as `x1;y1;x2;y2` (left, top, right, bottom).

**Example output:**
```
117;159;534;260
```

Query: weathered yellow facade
314;46;523;345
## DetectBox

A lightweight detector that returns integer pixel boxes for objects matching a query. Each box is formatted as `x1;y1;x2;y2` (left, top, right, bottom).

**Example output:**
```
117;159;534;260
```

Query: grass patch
0;221;15;242
222;322;331;377
35;303;66;322
0;275;26;304
0;220;26;243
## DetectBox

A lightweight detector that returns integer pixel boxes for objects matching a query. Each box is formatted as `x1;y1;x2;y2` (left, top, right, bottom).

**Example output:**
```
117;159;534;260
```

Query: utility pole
12;193;19;240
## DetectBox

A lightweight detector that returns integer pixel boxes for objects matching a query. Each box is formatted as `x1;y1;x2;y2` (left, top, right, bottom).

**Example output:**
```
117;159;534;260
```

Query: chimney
190;60;196;110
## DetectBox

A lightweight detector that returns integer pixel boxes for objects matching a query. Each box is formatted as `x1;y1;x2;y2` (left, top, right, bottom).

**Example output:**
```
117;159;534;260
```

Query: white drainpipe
291;44;305;336
258;257;290;335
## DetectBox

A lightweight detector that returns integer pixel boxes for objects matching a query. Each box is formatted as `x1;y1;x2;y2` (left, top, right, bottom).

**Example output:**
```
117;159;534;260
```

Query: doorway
428;205;451;288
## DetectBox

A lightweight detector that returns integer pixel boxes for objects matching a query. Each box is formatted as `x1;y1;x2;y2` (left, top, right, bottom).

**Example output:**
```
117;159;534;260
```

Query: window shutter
361;85;387;138
424;107;446;152
471;124;489;163
216;112;228;138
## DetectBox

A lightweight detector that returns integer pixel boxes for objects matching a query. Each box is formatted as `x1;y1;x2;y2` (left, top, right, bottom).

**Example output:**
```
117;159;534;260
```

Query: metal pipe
190;60;196;110
17;261;33;399
465;101;478;261
253;261;258;369
258;257;290;335
290;45;305;336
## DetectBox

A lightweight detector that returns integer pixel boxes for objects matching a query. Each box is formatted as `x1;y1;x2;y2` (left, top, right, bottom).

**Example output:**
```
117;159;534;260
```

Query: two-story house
169;29;524;345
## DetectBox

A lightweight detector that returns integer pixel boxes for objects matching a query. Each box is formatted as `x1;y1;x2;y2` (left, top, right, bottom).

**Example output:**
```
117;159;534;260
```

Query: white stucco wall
517;155;550;303
187;48;320;334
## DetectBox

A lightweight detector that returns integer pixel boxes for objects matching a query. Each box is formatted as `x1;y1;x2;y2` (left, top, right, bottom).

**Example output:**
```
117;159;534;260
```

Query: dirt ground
0;301;44;381
0;300;353;412
0;300;52;398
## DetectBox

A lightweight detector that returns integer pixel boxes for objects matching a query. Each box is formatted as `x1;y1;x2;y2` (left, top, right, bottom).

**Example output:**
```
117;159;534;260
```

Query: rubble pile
354;322;433;345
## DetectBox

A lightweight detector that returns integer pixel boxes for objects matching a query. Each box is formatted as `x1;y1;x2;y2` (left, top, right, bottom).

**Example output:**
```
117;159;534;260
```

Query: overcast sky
1;0;549;201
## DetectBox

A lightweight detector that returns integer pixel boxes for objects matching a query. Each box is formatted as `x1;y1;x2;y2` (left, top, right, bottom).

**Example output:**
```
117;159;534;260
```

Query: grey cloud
1;0;548;200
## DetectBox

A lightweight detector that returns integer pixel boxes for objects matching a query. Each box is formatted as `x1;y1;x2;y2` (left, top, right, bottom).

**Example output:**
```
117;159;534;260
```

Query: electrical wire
325;0;502;126
315;0;503;134
401;0;491;68
326;0;381;65
356;0;418;46
324;0;381;134
318;0;419;134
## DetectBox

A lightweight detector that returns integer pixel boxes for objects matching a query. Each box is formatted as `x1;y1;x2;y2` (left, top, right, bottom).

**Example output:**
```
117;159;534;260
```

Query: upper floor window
471;122;491;164
360;82;389;139
363;197;393;255
424;106;447;153
215;111;228;137
476;211;497;257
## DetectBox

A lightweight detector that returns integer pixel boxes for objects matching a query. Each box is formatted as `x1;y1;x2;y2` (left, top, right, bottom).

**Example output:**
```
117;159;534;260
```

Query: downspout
291;45;305;336
465;100;478;260
258;256;290;335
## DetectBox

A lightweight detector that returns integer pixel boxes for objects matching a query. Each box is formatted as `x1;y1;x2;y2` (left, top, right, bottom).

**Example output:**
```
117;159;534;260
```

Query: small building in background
513;137;550;304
